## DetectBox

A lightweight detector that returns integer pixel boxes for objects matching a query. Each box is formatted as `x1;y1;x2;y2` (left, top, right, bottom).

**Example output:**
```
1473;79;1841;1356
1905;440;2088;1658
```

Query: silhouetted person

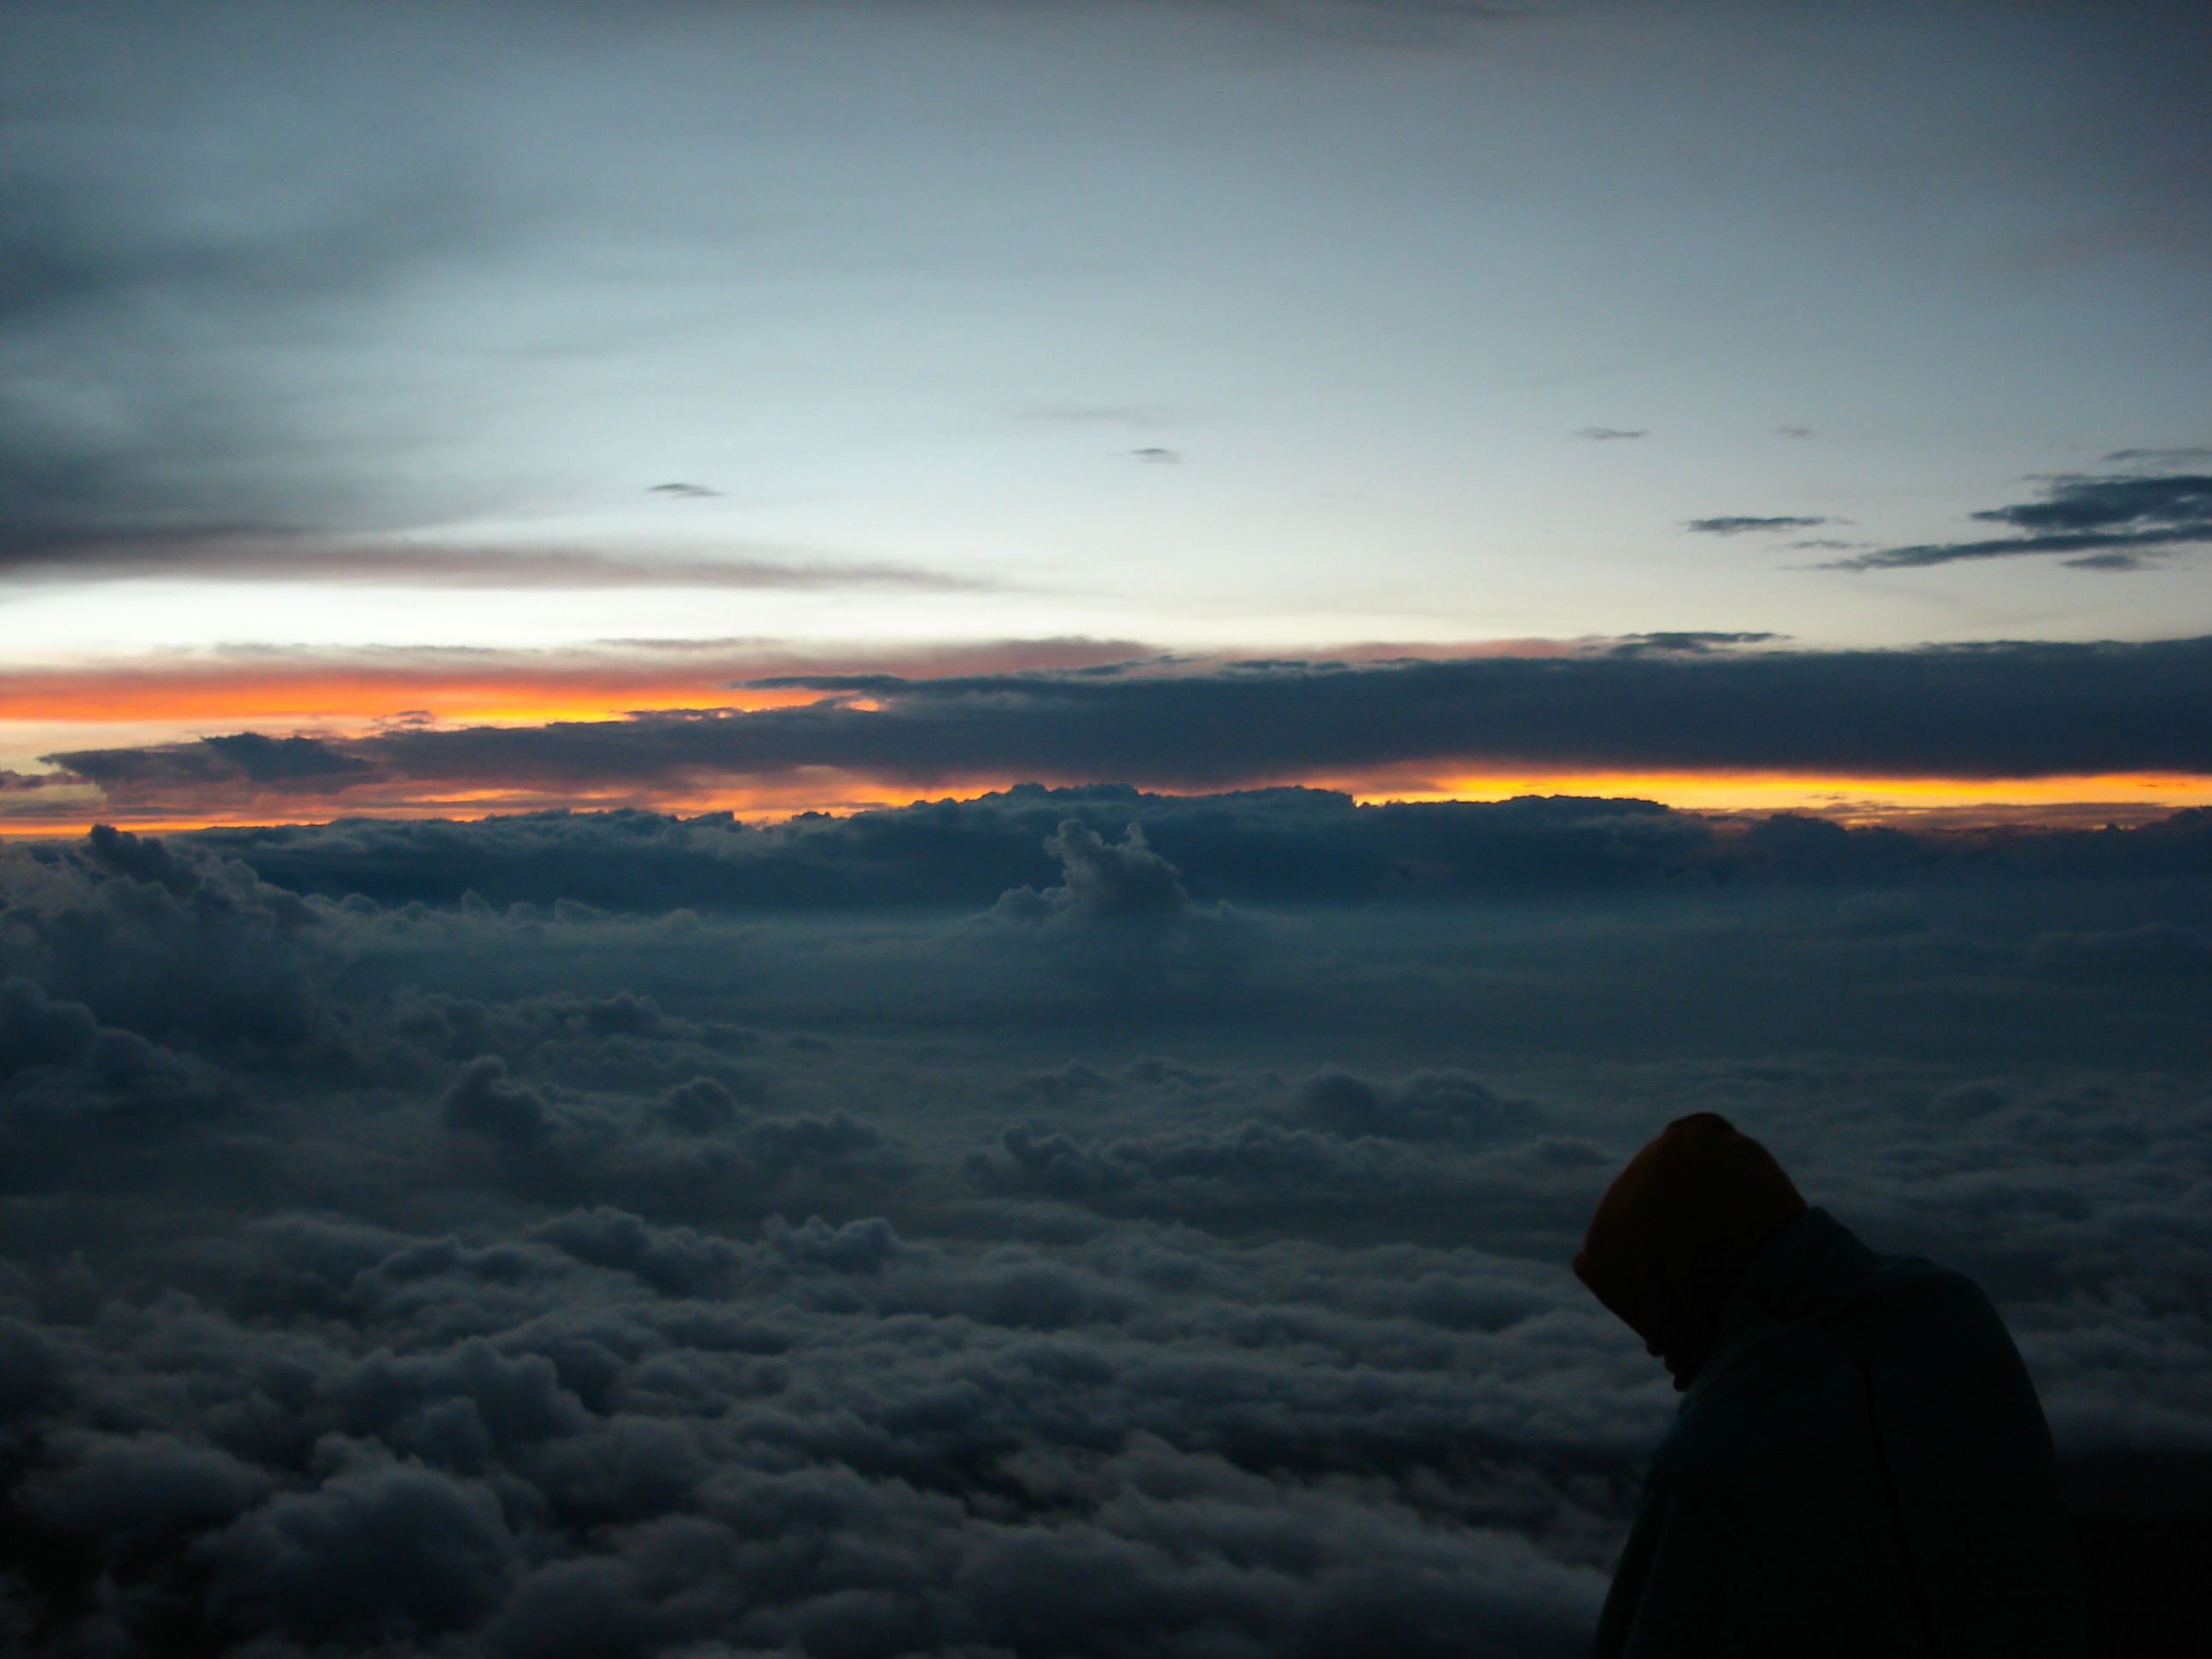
1575;1113;2087;1658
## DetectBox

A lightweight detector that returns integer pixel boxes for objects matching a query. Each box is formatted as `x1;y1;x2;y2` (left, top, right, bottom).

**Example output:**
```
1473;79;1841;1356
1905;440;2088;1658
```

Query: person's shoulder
1755;1210;2002;1344
1823;1243;2014;1357
1660;1318;1864;1478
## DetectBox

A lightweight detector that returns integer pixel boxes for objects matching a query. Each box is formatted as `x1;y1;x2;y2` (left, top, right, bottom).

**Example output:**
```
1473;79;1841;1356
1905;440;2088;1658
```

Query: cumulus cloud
983;818;1267;1004
0;802;2207;1654
143;787;2207;925
1831;474;2212;570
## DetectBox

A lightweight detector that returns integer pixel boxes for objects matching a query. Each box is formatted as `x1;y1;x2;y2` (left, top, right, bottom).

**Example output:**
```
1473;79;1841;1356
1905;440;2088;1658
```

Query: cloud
1774;425;1814;439
0;537;987;591
0;637;1167;733
1126;447;1182;463
0;814;2208;1652
200;732;380;788
0;31;523;566
2101;447;2212;466
91;785;2194;927
647;483;721;498
31;637;2212;820
2062;551;2158;573
155;788;1697;912
0;824;329;1045
1970;474;2212;536
983;818;1269;1003
1684;515;1837;535
1600;632;1784;655
1569;428;1647;440
1831;474;2212;571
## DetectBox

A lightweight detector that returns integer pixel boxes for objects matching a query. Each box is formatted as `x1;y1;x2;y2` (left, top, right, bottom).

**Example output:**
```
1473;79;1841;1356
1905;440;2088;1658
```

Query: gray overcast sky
3;0;2209;659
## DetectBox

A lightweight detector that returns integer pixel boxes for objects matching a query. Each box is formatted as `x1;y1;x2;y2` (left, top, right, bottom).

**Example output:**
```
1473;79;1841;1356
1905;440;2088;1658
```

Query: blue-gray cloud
42;637;2209;817
0;537;987;591
0;808;2205;1656
1832;474;2212;571
1685;516;1836;535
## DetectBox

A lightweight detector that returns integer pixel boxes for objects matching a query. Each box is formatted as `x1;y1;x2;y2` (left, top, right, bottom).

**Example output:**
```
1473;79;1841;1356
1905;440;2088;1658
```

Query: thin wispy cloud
1829;474;2212;571
0;538;991;591
1684;516;1837;536
2100;446;2212;466
1600;632;1784;656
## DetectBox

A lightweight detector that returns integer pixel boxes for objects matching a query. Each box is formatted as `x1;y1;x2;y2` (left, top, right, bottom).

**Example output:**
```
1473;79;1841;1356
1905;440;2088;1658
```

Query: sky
3;0;2210;828
1;9;2209;1653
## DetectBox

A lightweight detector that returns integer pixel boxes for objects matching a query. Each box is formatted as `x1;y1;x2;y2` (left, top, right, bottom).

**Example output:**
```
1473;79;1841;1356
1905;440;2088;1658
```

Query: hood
1574;1111;1808;1388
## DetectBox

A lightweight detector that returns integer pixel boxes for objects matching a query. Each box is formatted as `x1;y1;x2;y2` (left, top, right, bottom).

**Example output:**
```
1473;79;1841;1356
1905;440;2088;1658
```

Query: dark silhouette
1575;1113;2087;1657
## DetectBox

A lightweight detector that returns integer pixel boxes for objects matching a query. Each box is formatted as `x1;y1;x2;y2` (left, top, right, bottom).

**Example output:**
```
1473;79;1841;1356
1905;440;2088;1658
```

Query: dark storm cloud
42;637;2212;819
1833;474;2212;570
1684;515;1836;535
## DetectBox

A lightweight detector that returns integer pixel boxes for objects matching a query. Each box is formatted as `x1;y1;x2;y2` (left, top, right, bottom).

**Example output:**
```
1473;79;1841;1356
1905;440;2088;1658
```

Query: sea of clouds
2;788;2207;1656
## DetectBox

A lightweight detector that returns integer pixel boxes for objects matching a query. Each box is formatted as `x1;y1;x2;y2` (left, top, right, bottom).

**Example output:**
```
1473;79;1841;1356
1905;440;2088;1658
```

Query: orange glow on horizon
7;643;2206;839
0;669;824;729
3;768;2207;840
1328;767;2212;821
0;634;1575;733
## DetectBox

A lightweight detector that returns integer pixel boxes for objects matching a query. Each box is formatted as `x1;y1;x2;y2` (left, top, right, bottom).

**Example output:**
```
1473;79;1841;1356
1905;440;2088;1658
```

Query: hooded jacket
1591;1205;2087;1658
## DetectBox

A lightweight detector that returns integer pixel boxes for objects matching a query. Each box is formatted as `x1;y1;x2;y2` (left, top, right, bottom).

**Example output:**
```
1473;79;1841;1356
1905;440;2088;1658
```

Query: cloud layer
0;806;2206;1654
20;637;2212;822
153;785;2210;916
